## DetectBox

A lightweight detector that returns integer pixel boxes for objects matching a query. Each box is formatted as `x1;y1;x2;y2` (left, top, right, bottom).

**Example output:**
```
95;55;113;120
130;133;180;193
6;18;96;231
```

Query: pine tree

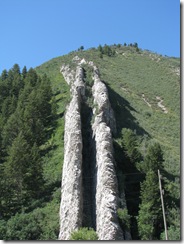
143;142;164;173
103;44;112;56
1;69;8;81
137;201;154;240
137;142;165;240
0;70;11;105
2;109;23;149
24;68;38;87
11;74;24;97
137;170;162;240
22;66;27;79
121;128;141;163
3;132;44;213
1;96;17;120
11;64;20;75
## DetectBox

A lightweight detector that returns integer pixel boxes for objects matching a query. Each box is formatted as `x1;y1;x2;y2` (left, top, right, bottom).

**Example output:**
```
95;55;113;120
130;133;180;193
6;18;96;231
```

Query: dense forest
0;64;60;240
0;44;180;240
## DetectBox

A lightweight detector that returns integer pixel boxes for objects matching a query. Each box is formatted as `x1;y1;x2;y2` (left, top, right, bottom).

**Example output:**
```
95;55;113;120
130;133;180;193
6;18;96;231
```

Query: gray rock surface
92;67;116;135
60;64;75;85
58;65;84;240
92;70;124;240
59;60;125;240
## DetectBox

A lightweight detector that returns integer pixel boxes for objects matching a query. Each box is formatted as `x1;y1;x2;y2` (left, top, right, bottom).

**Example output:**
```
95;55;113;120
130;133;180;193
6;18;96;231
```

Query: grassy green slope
36;45;180;178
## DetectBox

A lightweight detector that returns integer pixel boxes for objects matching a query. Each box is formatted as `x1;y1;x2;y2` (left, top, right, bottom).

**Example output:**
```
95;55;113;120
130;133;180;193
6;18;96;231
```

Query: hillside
36;45;180;174
0;44;180;240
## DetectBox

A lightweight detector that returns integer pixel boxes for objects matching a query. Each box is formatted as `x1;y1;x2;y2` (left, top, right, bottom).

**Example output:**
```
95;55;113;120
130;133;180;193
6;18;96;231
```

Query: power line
122;172;146;176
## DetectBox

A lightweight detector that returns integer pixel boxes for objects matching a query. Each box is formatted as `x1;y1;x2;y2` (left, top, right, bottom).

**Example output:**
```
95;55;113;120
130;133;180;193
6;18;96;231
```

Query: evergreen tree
103;44;112;56
2;109;23;149
38;75;53;125
1;96;17;120
5;70;14;95
3;132;44;213
134;42;138;48
0;71;11;106
1;69;8;81
121;128;141;163
143;142;164;173
11;73;24;97
137;170;162;240
137;201;154;240
24;68;38;87
98;44;103;53
22;66;27;79
11;64;21;75
137;142;165;240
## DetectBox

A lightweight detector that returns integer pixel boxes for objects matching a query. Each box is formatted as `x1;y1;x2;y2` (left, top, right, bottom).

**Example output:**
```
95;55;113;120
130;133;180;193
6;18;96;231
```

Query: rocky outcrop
58;66;85;240
92;66;116;135
91;69;124;240
59;59;125;240
60;64;75;85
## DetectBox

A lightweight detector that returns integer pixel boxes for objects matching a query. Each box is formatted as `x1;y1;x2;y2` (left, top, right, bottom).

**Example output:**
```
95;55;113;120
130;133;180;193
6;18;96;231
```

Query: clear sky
0;0;180;73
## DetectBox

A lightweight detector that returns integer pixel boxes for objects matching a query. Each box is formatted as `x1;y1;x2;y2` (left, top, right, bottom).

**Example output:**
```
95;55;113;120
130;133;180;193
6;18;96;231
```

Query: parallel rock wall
58;66;84;240
92;70;124;240
59;59;125;240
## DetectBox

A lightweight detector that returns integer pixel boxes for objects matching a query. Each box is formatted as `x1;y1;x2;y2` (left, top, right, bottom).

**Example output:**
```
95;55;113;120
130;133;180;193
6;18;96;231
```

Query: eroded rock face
58;66;84;240
92;71;124;240
73;66;85;97
59;59;125;240
60;64;75;85
92;68;116;135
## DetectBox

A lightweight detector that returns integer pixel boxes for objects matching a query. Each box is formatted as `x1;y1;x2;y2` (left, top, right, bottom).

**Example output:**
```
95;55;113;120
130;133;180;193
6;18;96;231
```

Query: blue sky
0;0;180;73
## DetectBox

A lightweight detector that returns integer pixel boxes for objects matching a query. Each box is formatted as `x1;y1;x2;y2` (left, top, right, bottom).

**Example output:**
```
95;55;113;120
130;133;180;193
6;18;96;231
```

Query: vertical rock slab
92;70;124;240
58;66;85;240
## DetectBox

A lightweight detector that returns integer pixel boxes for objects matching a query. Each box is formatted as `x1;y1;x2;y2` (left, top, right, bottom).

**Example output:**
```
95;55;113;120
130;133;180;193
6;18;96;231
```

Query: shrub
0;220;7;239
5;212;42;240
117;208;131;229
69;227;98;240
160;225;180;240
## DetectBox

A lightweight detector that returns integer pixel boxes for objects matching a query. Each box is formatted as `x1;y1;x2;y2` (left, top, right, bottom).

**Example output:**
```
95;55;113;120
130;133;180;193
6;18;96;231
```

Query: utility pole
158;169;168;240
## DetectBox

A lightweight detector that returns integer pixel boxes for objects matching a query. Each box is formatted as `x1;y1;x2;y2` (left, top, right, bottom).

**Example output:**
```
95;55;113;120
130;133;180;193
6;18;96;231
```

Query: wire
122;172;146;176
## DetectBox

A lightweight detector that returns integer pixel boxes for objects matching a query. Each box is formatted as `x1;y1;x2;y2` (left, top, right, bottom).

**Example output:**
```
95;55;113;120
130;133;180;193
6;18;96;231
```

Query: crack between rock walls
81;100;97;230
80;66;97;230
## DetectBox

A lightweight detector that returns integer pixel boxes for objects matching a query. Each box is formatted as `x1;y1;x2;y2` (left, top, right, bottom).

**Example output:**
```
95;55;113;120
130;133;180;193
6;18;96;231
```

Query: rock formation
91;67;124;240
58;58;125;240
58;65;84;240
